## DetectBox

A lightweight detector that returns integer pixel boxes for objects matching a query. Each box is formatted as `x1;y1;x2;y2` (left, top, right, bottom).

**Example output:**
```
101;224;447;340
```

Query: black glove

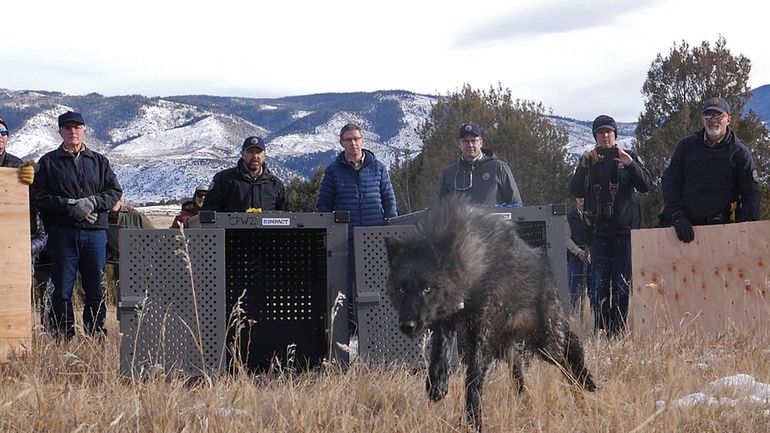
672;211;694;243
67;196;97;221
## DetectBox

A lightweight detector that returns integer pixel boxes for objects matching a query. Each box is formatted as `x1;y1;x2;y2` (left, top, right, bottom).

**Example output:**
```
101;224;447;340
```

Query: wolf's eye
423;286;432;294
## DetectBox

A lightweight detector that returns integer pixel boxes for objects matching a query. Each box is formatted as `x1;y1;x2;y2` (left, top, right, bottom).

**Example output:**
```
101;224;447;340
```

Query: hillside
1;88;766;203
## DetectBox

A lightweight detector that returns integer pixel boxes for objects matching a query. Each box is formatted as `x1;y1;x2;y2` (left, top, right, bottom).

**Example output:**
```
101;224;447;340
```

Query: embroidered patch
482;172;491;181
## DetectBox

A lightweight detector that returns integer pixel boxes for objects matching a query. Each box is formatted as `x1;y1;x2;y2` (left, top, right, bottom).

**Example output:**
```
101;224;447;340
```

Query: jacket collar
336;148;376;168
54;143;96;159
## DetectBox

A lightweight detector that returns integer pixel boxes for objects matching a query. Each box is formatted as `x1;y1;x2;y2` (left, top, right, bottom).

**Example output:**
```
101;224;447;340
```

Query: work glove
67;196;97;221
580;149;599;168
671;211;694;243
18;160;35;185
85;211;99;224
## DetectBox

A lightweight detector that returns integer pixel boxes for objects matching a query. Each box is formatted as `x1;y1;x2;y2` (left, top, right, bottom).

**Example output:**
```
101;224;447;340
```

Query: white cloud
2;0;768;122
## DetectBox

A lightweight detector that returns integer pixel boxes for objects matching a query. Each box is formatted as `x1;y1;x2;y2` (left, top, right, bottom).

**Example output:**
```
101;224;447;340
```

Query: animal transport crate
353;204;568;366
119;211;349;377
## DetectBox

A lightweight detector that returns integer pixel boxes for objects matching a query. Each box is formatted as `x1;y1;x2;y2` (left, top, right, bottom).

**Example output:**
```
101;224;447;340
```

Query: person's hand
616;147;634;166
67;196;97;221
18;160;35;185
672;211;694;243
580;149;599;168
576;249;589;262
85;211;99;224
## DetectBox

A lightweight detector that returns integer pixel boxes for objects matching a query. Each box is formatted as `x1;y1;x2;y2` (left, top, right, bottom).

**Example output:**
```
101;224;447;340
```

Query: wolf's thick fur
385;199;596;431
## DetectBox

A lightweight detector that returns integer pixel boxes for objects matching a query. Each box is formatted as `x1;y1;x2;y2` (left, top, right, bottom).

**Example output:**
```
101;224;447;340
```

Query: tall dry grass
2;310;769;433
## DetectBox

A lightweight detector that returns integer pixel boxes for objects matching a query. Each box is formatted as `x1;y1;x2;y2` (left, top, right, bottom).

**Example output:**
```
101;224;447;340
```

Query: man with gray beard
661;97;760;243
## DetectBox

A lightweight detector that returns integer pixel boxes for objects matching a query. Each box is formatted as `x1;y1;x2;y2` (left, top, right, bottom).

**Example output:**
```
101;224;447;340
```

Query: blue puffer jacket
316;149;397;231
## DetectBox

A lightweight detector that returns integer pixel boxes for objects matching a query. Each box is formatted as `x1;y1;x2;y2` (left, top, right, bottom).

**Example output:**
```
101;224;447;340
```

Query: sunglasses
0;130;8;137
702;113;726;122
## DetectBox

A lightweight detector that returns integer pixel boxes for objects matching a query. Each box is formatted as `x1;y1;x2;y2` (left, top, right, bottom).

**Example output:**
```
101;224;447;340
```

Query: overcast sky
3;0;768;122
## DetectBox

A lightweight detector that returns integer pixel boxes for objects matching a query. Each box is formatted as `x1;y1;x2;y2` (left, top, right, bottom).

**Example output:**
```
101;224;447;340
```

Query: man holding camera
569;115;652;337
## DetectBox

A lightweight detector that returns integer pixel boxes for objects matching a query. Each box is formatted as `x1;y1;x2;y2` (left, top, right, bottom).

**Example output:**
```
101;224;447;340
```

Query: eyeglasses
460;137;481;146
0;130;8;137
454;165;474;191
702;113;726;122
341;136;363;143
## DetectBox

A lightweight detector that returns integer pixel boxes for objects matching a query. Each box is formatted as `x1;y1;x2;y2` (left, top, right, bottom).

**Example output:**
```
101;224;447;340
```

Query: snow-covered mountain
0;89;440;203
3;88;764;204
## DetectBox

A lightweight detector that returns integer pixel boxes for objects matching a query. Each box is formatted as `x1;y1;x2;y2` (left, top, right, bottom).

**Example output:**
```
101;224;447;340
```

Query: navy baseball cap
58;111;85;127
702;97;730;114
458;122;482;138
242;136;266;151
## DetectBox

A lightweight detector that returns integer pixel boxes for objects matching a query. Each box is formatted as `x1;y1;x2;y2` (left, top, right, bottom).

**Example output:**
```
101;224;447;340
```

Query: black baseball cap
58;111;86;127
702;97;730;114
242;136;266;151
458;122;482;138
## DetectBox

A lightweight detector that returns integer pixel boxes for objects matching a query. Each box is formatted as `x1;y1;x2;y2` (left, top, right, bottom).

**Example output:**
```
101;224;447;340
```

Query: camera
597;147;619;160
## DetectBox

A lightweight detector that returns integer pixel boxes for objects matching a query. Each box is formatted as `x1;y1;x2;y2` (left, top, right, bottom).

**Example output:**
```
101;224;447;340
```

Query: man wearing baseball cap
31;110;122;340
203;136;287;212
569;114;652;337
438;122;522;206
661;97;760;243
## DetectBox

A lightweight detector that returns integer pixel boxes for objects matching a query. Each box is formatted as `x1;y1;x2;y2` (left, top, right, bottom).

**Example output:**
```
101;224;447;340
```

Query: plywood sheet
0;167;32;357
631;221;770;336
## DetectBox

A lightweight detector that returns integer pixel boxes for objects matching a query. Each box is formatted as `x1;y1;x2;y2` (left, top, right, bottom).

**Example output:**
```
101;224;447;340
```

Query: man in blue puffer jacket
316;123;397;332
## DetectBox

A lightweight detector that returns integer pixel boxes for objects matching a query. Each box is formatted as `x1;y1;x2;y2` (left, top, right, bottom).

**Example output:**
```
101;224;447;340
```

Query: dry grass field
2;307;770;433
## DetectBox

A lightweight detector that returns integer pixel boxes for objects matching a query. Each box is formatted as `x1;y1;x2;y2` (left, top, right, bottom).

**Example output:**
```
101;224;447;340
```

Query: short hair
339;123;363;140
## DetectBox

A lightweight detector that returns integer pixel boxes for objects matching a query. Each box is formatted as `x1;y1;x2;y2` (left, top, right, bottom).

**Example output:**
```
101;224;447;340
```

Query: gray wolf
385;199;596;431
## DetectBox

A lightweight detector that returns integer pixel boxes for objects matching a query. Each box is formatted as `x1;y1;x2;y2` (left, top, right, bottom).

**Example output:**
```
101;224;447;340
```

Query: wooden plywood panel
0;167;32;357
631;221;770;335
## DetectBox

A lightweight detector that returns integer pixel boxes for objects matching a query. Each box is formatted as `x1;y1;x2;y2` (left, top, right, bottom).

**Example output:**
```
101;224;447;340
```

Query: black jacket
567;209;592;248
661;127;760;224
203;159;287;212
439;149;522;206
0;151;22;168
31;145;122;230
570;148;652;236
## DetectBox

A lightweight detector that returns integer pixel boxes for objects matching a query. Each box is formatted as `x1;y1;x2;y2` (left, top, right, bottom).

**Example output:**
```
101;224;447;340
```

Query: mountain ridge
1;88;767;204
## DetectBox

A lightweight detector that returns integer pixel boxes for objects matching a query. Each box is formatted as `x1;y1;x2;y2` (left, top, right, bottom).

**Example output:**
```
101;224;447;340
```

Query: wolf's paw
426;377;448;401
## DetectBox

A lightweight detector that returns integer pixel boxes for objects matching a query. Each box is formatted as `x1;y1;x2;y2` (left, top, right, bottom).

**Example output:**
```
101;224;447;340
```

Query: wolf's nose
400;320;417;335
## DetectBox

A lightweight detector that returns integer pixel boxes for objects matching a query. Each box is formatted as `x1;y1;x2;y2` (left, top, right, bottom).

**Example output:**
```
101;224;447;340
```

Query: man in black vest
566;197;593;312
569;115;652;337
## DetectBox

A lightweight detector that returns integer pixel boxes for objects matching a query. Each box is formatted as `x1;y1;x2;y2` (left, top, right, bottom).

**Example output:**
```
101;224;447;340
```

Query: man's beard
706;125;723;138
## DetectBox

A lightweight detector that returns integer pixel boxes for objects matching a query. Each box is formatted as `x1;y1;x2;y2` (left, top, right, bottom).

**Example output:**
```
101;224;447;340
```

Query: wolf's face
385;237;467;337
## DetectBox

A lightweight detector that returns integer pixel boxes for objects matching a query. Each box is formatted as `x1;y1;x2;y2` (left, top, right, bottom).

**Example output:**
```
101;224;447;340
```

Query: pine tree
286;167;326;212
636;37;770;225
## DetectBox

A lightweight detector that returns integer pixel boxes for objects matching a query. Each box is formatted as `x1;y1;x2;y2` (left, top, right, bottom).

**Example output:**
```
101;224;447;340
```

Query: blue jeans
589;235;631;337
567;254;594;310
47;224;108;339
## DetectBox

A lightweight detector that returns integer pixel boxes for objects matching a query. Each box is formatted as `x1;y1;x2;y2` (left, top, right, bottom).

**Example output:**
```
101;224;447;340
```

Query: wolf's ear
384;237;403;266
434;231;459;266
